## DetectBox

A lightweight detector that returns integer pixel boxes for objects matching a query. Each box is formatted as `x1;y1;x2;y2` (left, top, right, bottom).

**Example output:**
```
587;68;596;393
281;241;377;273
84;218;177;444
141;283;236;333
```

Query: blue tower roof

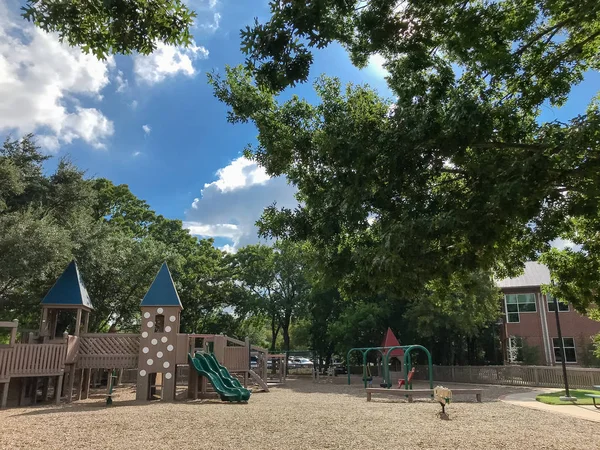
41;260;93;310
141;263;183;308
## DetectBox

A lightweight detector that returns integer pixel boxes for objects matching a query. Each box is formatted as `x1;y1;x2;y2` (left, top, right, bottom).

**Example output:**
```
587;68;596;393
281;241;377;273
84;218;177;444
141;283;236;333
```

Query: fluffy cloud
367;53;389;78
184;157;298;250
142;124;151;135
115;70;128;93
134;42;209;85
201;12;221;32
0;1;114;151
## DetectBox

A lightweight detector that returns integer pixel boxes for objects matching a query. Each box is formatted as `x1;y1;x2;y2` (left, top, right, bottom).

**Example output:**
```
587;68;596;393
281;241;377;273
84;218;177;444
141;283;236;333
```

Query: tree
211;1;600;310
22;0;196;59
231;241;311;352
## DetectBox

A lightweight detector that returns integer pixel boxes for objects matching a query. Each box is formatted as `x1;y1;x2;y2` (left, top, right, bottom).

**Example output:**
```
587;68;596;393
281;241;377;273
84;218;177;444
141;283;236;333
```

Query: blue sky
0;0;597;251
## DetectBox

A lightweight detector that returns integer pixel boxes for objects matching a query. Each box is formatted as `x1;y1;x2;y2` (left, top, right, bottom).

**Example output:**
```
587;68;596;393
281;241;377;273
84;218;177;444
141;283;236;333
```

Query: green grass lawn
536;389;599;405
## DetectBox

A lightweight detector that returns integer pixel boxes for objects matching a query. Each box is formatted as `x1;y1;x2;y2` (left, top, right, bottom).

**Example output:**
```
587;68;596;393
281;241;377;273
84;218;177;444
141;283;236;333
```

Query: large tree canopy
22;0;196;59
210;0;600;311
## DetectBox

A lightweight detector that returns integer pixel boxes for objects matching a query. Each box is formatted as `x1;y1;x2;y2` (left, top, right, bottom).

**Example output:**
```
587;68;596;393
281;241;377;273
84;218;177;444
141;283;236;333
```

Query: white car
293;357;313;367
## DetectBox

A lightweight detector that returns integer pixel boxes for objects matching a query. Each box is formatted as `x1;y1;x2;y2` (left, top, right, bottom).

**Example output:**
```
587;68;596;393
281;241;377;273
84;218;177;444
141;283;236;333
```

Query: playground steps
366;388;482;403
248;370;269;392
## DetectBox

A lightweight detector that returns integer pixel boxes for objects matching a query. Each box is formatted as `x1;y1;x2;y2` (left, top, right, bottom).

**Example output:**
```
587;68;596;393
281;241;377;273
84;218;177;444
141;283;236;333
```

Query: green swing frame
346;345;433;390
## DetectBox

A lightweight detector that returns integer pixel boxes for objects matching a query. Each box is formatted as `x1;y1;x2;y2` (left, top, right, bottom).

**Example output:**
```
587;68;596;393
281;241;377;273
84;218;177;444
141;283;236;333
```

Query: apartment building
497;261;600;365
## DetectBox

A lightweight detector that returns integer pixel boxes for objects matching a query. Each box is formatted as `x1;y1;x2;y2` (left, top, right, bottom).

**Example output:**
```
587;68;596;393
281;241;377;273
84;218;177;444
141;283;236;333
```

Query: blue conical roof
41;260;93;309
141;263;183;308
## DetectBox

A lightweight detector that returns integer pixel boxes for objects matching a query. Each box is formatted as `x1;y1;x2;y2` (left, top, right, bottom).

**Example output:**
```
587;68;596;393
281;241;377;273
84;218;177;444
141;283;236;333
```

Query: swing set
346;345;433;390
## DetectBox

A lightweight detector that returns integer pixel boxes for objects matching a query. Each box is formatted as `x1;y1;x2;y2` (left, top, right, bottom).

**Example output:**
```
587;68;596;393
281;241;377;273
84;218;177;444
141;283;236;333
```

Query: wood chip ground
0;378;597;449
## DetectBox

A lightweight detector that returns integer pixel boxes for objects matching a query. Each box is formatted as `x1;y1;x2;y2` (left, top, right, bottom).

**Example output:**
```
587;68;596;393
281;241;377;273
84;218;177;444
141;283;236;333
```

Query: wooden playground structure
0;261;283;408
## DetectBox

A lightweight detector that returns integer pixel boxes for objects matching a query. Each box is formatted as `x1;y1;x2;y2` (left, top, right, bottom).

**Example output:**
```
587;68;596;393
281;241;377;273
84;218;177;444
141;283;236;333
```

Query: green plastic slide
203;353;246;390
188;353;251;402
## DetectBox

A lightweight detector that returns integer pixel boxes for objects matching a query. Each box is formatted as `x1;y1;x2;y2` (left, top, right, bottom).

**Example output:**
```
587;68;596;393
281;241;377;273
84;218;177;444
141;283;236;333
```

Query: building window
552;337;577;363
505;293;537;323
507;336;523;363
547;294;569;312
154;314;165;333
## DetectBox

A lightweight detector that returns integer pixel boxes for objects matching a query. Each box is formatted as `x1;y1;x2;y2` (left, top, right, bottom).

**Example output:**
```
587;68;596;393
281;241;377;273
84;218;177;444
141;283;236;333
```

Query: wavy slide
188;353;251;402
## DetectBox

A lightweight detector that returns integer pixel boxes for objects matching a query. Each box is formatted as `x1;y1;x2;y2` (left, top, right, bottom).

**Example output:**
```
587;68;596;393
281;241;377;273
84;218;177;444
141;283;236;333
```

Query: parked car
250;355;258;369
291;357;313;368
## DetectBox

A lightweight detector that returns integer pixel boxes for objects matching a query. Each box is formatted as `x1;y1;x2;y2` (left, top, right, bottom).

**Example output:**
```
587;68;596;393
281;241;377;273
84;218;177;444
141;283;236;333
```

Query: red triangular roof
381;327;404;358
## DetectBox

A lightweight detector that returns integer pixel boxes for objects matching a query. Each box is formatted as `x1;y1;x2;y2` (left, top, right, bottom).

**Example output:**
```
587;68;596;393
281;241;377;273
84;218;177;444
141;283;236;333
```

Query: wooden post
66;365;76;403
19;379;28;406
476;393;482;403
83;311;90;333
533;367;540;386
55;374;63;405
9;319;18;344
74;308;82;337
30;377;38;405
41;378;50;402
76;369;84;400
40;307;49;338
81;369;91;400
1;381;9;409
366;391;372;402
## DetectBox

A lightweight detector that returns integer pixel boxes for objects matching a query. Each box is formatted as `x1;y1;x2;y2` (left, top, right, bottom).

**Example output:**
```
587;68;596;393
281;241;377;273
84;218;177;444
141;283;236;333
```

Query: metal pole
552;288;572;399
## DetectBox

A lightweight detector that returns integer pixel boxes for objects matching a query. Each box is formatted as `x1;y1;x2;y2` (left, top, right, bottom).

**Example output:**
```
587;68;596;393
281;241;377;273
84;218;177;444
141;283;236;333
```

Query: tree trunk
282;311;292;352
270;313;281;352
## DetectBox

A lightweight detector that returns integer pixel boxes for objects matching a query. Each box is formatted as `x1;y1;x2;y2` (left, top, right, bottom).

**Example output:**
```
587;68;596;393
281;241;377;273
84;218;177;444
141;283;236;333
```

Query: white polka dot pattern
139;370;146;376
167;345;174;352
142;347;149;354
147;321;154;328
157;351;163;358
163;362;170;369
141;331;148;338
157;307;163;314
165;372;172;380
161;337;168;343
147;359;154;366
169;315;176;322
165;326;171;332
151;339;158;345
143;312;150;319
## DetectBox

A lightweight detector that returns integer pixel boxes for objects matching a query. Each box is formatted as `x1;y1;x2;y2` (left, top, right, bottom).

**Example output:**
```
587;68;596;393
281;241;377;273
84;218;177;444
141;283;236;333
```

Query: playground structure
346;328;434;390
0;261;275;408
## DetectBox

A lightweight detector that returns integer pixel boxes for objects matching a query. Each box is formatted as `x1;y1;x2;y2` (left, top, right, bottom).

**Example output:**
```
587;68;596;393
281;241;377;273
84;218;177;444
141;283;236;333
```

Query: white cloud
133;151;142;157
130;100;138;110
142;124;151;135
220;244;236;254
367;53;389;78
550;238;580;251
115;70;128;93
206;156;270;192
201;12;221;32
0;1;114;151
184;156;297;250
134;42;209;85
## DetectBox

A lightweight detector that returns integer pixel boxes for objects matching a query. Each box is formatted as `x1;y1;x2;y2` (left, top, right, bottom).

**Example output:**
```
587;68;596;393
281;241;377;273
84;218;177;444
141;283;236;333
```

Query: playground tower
136;263;182;401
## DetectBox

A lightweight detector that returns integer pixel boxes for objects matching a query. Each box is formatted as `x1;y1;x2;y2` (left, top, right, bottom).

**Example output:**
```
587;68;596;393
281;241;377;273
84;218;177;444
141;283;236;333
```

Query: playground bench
584;391;600;409
366;388;482;403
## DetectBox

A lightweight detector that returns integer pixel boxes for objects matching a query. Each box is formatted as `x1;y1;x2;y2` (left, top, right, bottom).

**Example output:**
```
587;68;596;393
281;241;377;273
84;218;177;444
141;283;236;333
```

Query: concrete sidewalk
501;389;600;423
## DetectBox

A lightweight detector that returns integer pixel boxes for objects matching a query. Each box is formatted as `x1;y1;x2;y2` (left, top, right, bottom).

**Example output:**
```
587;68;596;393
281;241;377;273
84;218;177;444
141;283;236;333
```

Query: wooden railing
1;343;67;378
414;364;600;389
223;346;249;371
0;347;12;380
77;334;140;369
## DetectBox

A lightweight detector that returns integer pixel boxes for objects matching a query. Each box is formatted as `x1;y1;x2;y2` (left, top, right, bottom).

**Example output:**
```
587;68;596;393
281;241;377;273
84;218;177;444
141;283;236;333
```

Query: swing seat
397;367;416;389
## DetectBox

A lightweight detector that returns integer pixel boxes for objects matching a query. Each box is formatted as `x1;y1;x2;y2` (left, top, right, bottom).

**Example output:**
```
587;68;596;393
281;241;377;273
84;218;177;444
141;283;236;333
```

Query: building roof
496;261;551;289
41;260;94;310
141;263;183;308
381;327;404;358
